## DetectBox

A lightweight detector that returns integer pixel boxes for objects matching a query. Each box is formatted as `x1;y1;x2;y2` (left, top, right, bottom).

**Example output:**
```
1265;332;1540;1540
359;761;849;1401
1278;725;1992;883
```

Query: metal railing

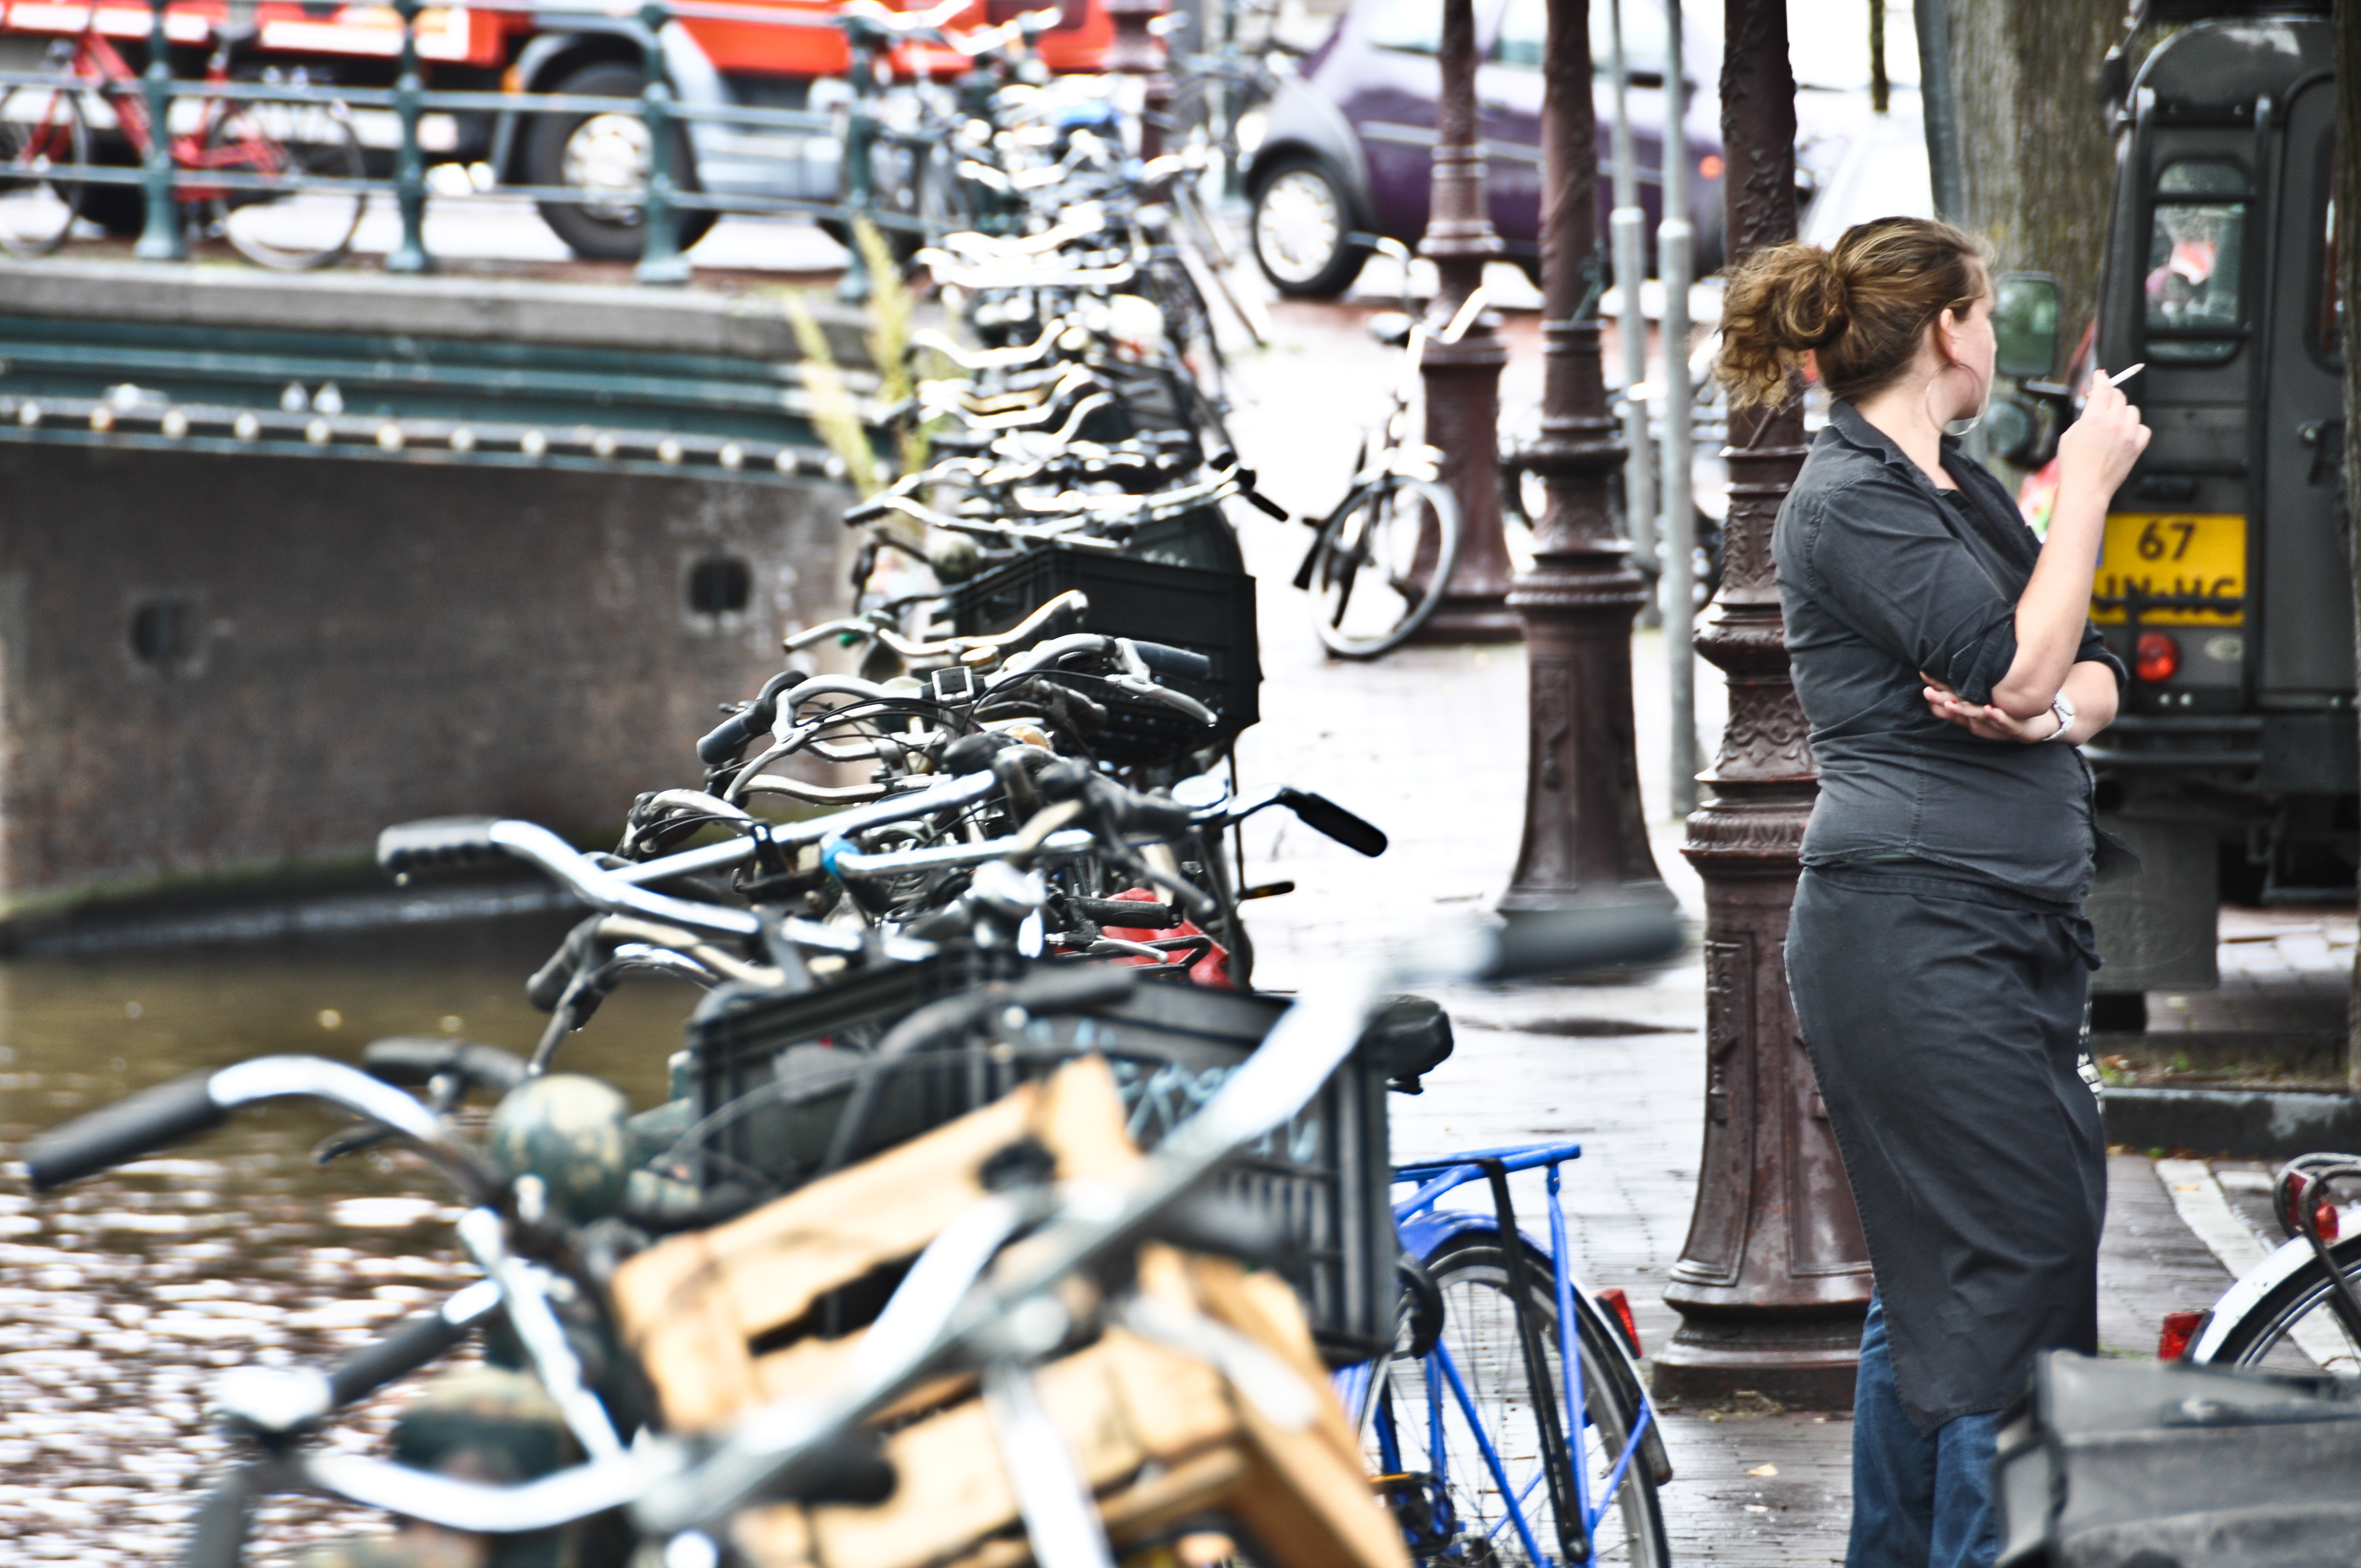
0;0;965;291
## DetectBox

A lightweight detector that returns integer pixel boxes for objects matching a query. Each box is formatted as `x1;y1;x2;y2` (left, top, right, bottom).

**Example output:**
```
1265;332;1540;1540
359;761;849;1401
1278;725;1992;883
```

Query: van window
2145;159;2248;364
1365;0;1440;55
2320;195;2340;363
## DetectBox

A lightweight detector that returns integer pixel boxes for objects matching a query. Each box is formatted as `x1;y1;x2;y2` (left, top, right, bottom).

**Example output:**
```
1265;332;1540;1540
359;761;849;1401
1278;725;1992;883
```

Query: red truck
0;0;1113;257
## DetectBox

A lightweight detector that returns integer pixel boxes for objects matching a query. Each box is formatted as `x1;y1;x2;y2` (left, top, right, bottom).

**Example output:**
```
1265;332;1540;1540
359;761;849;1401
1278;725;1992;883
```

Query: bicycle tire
1368;1231;1672;1568
2193;1232;2361;1376
0;84;87;258
1309;473;1461;660
199;96;365;270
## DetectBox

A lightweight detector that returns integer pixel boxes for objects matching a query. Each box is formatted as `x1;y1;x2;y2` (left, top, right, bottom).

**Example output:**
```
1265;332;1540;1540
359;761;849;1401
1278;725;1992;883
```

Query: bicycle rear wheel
199;97;364;270
2193;1233;2361;1376
0;85;87;257
1309;473;1460;660
1368;1231;1671;1567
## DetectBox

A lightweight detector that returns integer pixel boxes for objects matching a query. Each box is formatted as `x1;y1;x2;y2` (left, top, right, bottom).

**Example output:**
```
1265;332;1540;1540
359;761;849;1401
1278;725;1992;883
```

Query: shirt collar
1827;399;1968;489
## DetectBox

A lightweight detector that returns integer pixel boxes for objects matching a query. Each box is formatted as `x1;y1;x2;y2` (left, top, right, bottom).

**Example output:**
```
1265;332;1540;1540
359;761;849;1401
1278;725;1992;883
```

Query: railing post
634;0;692;285
384;0;433;273
133;0;184;260
835;22;877;303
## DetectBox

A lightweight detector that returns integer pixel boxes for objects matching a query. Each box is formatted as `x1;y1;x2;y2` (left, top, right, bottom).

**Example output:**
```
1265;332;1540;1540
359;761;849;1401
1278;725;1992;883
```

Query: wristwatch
2047;691;2077;741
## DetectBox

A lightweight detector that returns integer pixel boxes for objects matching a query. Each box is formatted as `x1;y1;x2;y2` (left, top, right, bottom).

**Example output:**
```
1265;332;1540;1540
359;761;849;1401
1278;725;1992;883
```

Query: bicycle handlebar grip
23;1074;225;1190
376;816;503;877
327;1303;480;1409
698;671;809;765
362;1037;528;1095
1128;641;1212;682
1278;790;1389;858
524;915;606;1013
1483;905;1684;982
842;496;892;525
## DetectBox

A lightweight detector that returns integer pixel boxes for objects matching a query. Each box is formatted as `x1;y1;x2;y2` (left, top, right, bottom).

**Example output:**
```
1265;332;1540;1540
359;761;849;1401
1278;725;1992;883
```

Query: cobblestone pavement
1220;292;2311;1561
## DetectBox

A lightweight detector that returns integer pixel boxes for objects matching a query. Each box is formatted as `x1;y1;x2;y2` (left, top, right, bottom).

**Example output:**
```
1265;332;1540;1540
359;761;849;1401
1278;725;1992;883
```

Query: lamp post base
1650;1306;1867;1409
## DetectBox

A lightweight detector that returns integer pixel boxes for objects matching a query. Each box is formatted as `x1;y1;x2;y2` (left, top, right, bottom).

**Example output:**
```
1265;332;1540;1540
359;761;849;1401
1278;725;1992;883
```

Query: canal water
0;913;694;1563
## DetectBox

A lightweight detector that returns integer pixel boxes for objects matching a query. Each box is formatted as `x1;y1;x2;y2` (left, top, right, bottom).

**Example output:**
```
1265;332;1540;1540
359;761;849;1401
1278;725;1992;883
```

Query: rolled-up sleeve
2076;624;2128;688
1793;472;2020;705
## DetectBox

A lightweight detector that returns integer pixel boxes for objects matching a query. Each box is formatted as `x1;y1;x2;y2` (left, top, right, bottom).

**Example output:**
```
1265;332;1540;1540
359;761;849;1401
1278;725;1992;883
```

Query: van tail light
1596;1287;1641;1358
2135;631;2180;682
2157;1309;2206;1360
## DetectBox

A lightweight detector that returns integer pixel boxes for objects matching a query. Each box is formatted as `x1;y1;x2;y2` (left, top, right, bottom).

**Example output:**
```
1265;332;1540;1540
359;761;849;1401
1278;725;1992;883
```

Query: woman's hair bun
1711;216;1989;413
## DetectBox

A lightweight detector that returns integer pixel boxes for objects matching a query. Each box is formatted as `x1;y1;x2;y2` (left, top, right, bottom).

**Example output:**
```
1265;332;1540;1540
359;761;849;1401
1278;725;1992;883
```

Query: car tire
525;62;716;262
1250;155;1368;297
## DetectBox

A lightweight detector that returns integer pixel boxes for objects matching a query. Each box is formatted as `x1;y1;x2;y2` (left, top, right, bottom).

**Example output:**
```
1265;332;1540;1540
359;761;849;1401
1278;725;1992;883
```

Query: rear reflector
2158;1309;2206;1360
1596;1286;1641;1358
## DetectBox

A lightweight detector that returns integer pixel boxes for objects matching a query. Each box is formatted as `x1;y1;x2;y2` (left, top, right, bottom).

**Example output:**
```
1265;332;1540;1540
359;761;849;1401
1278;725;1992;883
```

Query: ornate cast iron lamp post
1412;0;1518;643
1651;0;1873;1408
1105;0;1171;158
1497;0;1668;914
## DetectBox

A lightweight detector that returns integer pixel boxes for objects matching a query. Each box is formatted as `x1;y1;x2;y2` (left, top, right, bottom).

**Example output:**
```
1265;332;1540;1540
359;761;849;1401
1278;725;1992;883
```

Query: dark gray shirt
1774;403;2127;904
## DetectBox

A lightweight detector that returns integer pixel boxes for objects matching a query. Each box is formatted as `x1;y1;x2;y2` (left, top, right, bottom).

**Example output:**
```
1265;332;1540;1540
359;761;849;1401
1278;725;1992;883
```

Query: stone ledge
0;258;874;363
2103;1085;2361;1158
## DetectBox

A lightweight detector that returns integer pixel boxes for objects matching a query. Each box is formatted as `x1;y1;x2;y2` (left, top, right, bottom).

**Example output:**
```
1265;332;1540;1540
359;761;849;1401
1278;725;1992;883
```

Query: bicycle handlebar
25;1055;499;1200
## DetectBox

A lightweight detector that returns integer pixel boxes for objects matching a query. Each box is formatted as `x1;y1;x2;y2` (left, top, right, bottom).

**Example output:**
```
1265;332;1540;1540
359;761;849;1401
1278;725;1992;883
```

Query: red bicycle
0;13;365;268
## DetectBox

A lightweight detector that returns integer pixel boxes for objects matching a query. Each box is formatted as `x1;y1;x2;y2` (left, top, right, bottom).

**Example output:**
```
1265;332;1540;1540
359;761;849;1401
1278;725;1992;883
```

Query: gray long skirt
1787;863;2108;1433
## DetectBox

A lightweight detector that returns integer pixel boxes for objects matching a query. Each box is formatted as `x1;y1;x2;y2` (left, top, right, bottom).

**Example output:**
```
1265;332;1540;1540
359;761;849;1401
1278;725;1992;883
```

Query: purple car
1243;0;1727;296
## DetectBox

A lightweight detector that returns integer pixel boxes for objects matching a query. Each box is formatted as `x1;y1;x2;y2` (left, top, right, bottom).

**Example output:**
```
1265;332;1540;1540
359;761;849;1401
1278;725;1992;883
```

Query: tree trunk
1946;0;2123;377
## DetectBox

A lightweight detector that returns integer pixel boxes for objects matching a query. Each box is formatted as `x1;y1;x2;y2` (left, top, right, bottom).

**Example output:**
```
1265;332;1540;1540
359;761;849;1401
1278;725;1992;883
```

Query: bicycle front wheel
2194;1233;2361;1376
1309;474;1461;660
198;97;365;270
0;85;87;257
1369;1232;1670;1567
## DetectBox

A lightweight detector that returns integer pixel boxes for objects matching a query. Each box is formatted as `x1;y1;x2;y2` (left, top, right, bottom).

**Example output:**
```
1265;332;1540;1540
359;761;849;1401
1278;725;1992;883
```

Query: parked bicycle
0;14;362;267
1288;237;1472;660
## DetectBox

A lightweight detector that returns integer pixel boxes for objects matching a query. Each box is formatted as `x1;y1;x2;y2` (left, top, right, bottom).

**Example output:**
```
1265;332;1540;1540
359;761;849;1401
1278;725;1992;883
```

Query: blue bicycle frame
1333;1142;1657;1567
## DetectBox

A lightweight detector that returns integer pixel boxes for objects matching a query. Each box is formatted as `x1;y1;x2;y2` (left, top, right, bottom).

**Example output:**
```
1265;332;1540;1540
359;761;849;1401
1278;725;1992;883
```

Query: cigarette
2104;363;2144;386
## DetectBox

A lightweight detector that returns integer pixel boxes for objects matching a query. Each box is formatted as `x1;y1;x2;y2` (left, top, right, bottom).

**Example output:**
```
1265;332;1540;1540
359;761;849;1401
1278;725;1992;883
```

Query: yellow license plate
2091;512;2246;625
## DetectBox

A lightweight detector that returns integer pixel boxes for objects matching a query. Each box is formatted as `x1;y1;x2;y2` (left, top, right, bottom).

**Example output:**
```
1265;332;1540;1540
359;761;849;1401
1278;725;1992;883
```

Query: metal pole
1499;0;1671;917
1653;0;1870;1411
385;0;433;274
635;0;693;286
837;21;877;303
133;0;184;261
1659;0;1694;815
1411;0;1520;644
1607;0;1658;631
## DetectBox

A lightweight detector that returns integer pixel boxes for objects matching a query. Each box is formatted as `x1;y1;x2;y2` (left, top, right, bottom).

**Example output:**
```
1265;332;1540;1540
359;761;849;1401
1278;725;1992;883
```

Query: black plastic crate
682;958;1395;1365
944;547;1261;763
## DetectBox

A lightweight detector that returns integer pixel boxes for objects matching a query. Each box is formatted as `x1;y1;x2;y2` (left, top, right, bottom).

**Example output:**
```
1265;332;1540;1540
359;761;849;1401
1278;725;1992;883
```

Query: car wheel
1250;155;1368;297
525;62;717;262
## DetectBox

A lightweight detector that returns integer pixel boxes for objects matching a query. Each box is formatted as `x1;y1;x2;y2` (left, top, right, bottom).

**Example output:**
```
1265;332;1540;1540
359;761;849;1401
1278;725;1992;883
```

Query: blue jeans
1847;1297;1999;1568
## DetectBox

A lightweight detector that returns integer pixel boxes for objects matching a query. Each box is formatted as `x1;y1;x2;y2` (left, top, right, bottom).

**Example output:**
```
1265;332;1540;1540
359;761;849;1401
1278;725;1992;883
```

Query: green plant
784;291;882;498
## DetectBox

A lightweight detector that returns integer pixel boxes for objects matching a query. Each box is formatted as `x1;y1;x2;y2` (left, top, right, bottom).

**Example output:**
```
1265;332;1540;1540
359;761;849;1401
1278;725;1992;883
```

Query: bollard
835;18;878;304
634;0;692;286
384;0;433;274
133;0;184;260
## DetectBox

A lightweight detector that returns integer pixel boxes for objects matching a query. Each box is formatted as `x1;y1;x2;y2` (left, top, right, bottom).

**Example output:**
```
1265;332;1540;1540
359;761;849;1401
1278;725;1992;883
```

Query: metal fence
0;0;938;290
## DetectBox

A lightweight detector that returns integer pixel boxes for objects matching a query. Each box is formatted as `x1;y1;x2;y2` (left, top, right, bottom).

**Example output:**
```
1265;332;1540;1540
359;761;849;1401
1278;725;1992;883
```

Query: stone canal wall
0;438;850;920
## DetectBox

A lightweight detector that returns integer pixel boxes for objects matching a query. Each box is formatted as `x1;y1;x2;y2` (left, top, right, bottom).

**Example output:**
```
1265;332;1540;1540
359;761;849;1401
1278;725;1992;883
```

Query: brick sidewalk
1223;297;2264;1562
